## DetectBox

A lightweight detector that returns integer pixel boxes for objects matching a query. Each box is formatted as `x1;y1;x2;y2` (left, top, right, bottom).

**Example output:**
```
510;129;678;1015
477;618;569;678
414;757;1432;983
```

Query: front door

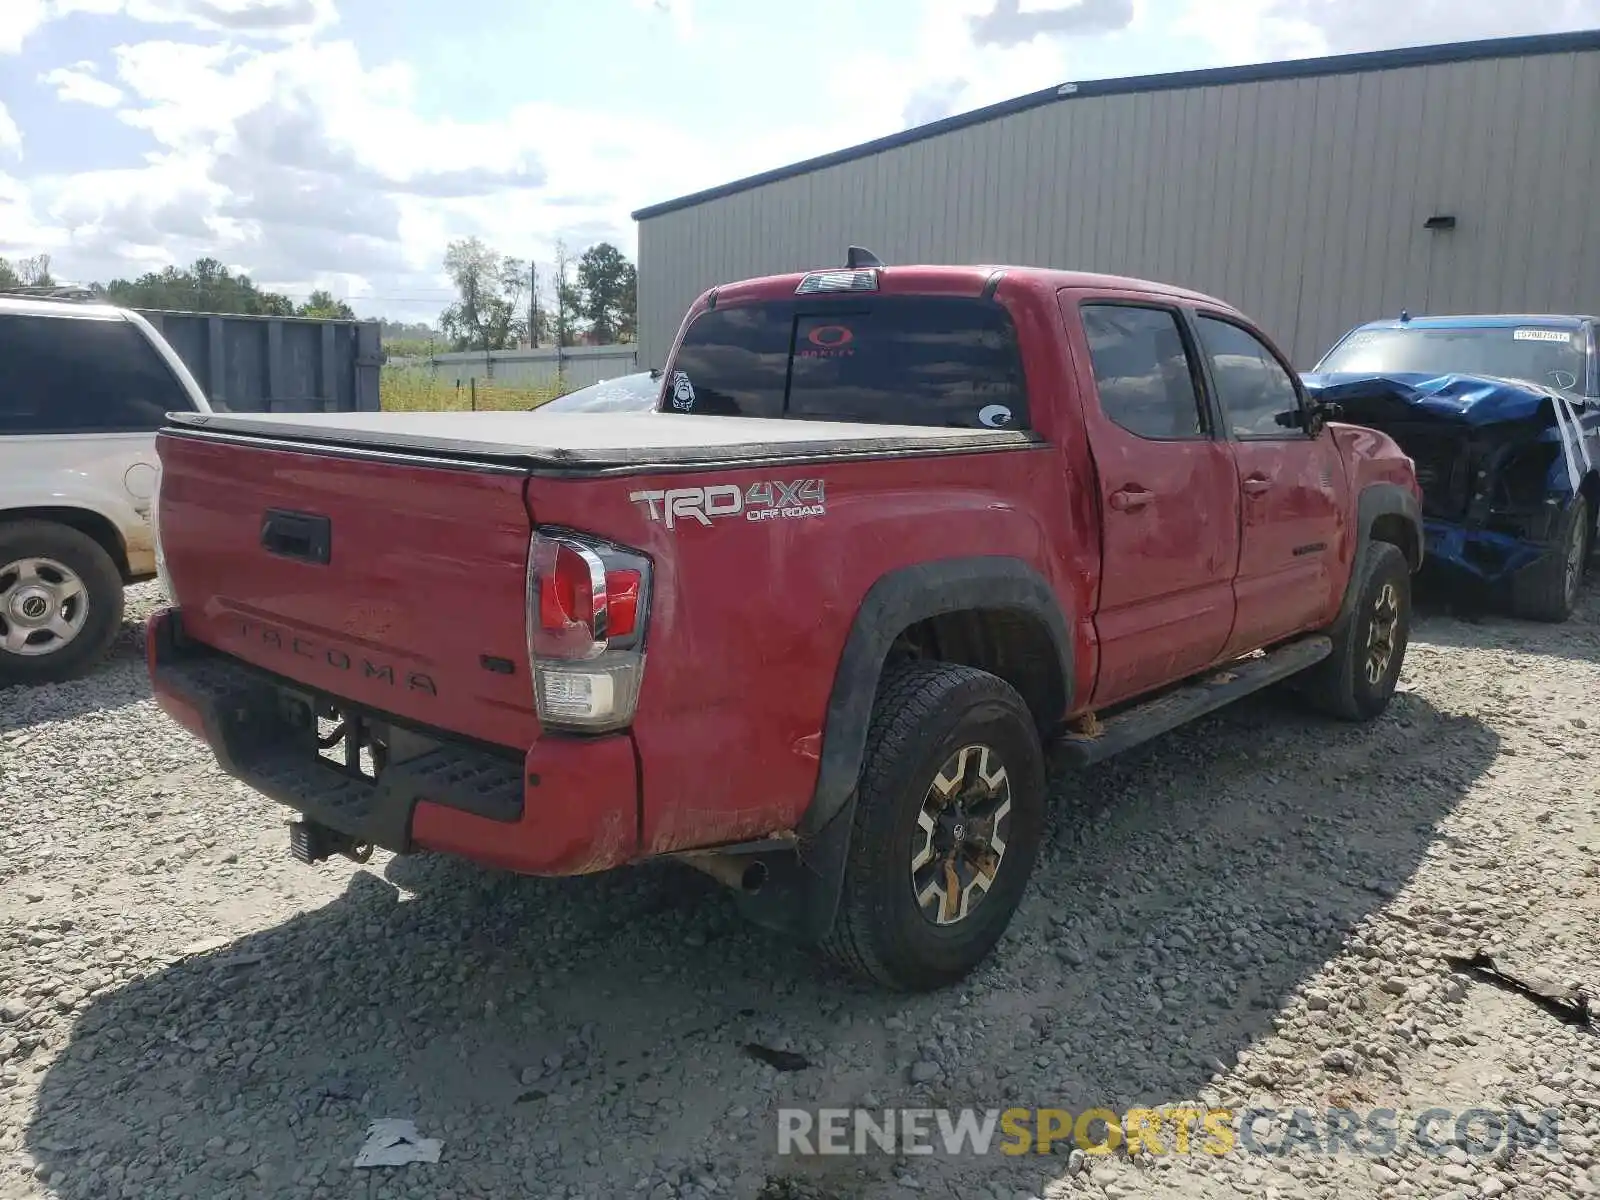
1189;311;1349;656
1062;292;1241;708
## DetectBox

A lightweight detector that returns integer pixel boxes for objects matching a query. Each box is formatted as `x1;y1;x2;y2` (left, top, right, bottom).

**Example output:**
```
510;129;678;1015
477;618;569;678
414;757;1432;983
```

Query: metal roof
632;28;1600;221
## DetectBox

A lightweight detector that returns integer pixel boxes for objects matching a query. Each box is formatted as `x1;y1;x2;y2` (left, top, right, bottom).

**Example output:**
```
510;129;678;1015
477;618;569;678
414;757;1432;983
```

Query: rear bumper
147;608;640;876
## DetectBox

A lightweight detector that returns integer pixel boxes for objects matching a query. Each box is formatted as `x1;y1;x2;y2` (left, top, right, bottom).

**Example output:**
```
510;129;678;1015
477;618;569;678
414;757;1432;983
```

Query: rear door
0;310;202;572
1061;292;1240;707
1189;311;1350;655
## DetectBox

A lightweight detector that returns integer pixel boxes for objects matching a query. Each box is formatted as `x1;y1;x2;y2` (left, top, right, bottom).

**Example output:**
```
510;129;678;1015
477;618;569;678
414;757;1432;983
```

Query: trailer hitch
287;818;374;865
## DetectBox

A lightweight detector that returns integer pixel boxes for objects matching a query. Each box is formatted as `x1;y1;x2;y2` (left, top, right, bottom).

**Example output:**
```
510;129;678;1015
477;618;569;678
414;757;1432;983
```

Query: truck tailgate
155;429;537;749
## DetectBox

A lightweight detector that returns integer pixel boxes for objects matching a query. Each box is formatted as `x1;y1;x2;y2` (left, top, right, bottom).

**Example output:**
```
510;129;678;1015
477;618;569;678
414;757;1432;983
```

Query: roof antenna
1400;309;1411;323
846;246;883;269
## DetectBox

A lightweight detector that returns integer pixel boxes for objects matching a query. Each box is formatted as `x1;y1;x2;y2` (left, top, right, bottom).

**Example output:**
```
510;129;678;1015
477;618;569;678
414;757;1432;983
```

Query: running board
1059;635;1333;766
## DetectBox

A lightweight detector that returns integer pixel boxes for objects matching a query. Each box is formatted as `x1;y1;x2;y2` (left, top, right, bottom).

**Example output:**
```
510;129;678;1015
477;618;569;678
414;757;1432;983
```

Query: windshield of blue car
1316;324;1587;393
535;372;661;412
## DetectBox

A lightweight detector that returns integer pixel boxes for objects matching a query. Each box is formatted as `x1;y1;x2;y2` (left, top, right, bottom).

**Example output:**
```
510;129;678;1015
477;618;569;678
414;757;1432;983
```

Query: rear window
0;313;195;435
663;297;1029;429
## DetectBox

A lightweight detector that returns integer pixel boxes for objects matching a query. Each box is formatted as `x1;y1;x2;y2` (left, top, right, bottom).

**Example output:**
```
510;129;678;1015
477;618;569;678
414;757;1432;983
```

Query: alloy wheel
910;743;1014;926
0;557;90;657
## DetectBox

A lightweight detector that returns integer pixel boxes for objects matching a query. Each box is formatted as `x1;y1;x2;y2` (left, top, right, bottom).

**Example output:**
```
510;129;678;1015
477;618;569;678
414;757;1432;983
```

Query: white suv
0;293;211;685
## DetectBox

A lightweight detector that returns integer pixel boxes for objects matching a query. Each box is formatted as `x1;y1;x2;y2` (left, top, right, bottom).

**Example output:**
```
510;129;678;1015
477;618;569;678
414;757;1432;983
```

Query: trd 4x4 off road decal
629;479;826;530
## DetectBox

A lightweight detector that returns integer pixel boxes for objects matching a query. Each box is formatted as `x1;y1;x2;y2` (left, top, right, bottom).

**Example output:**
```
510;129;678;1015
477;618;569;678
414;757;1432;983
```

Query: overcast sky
2;0;1598;324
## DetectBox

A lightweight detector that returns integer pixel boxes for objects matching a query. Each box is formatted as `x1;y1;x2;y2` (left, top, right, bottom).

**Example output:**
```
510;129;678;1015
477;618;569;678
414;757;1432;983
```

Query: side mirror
1281;399;1341;434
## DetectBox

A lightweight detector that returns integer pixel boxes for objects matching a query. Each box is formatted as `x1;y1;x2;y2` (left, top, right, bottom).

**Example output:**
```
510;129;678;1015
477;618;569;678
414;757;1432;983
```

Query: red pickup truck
147;254;1423;991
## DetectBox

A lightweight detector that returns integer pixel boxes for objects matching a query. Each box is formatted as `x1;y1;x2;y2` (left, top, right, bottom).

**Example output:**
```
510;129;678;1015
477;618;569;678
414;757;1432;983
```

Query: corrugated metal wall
137;310;382;413
638;47;1600;369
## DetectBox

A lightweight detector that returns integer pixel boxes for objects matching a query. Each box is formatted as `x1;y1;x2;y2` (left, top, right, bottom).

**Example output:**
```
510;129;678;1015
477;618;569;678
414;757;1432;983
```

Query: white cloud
1;0;331;54
632;0;692;40
122;0;336;38
970;0;1135;47
0;104;21;157
41;61;125;107
1174;0;1600;63
0;0;51;54
9;0;1600;321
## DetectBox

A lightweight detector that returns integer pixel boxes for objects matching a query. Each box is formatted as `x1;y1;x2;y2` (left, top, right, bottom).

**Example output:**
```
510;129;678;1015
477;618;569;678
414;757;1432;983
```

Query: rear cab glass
662;296;1029;430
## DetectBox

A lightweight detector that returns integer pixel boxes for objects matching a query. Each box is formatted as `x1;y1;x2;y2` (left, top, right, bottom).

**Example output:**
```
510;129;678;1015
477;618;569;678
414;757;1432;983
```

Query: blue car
1304;314;1599;622
532;369;662;413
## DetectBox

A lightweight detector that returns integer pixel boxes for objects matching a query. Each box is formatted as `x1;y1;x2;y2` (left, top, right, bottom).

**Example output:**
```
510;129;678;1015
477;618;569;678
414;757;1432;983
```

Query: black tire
819;661;1046;991
1301;541;1412;722
1508;495;1590;623
0;520;125;687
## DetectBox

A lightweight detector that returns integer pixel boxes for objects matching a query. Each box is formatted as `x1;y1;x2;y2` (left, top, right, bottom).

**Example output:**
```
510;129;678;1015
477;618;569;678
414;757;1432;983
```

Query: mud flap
730;792;858;944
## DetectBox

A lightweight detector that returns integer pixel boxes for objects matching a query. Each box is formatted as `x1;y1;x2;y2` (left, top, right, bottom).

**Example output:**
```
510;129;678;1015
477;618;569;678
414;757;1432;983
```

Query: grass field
380;367;566;412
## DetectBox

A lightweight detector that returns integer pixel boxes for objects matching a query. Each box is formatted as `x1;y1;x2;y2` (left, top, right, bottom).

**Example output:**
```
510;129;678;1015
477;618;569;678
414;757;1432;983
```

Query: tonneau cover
164;409;1040;470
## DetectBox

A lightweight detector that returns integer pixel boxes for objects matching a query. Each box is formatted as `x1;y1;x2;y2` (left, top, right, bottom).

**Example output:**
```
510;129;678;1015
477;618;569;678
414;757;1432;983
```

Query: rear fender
734;556;1073;943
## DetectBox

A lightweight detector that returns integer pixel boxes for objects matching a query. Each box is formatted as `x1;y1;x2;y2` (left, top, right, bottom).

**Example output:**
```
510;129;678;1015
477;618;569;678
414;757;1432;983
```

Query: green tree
380;319;438;342
575;242;637;344
102;257;294;315
438;237;527;354
383;337;441;361
3;254;56;289
298;290;357;320
550;239;583;348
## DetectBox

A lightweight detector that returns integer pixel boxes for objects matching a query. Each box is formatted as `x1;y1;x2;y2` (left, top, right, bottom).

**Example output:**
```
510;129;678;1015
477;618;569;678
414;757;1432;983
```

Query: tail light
525;530;652;733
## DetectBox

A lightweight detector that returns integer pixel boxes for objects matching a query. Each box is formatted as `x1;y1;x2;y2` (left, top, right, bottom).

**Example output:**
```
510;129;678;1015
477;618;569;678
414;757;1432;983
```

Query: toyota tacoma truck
1305;313;1599;622
146;253;1423;991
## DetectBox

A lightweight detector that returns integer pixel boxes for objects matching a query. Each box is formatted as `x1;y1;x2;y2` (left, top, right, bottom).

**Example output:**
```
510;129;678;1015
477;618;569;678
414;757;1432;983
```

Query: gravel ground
1;580;1597;1200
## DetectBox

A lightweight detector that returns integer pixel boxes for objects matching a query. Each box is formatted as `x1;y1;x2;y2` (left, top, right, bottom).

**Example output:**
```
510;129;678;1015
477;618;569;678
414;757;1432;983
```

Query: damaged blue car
1304;314;1599;622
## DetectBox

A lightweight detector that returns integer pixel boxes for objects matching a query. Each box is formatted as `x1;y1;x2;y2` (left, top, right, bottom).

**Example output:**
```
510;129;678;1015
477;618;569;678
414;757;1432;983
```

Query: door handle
1242;475;1272;497
1109;487;1154;512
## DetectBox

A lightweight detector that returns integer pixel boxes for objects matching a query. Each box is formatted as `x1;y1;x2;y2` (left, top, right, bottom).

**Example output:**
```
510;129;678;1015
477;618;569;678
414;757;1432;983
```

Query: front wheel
0;521;125;687
1508;495;1590;623
1301;541;1412;722
819;661;1046;991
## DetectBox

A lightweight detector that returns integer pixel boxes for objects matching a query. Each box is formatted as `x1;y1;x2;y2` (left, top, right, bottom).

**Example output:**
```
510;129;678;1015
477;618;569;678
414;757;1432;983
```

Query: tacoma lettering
233;620;436;695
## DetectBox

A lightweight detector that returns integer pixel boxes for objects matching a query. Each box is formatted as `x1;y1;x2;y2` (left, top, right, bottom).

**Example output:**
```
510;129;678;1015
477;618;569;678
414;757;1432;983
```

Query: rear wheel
820;661;1045;991
1301;541;1412;722
1508;495;1589;623
0;521;124;686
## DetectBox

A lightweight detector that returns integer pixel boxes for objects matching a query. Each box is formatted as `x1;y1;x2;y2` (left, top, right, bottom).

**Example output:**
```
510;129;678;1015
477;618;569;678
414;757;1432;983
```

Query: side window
1194;316;1304;438
0;313;197;436
1079;304;1207;440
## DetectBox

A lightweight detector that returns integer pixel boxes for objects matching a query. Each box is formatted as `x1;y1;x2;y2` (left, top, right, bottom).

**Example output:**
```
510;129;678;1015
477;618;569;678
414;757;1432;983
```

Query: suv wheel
0;521;125;686
1508;495;1590;623
820;661;1045;991
1301;540;1412;722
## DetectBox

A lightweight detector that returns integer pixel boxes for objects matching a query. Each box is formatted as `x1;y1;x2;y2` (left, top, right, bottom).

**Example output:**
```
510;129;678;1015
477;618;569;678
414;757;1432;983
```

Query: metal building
633;30;1600;370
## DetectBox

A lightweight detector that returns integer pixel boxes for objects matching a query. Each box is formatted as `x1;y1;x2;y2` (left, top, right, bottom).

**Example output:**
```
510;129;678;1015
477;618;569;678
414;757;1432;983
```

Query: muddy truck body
147;255;1424;990
1306;314;1599;621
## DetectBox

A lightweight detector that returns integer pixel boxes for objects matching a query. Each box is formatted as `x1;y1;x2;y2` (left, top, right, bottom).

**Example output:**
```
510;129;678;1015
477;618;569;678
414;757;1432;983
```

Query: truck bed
165;410;1039;471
